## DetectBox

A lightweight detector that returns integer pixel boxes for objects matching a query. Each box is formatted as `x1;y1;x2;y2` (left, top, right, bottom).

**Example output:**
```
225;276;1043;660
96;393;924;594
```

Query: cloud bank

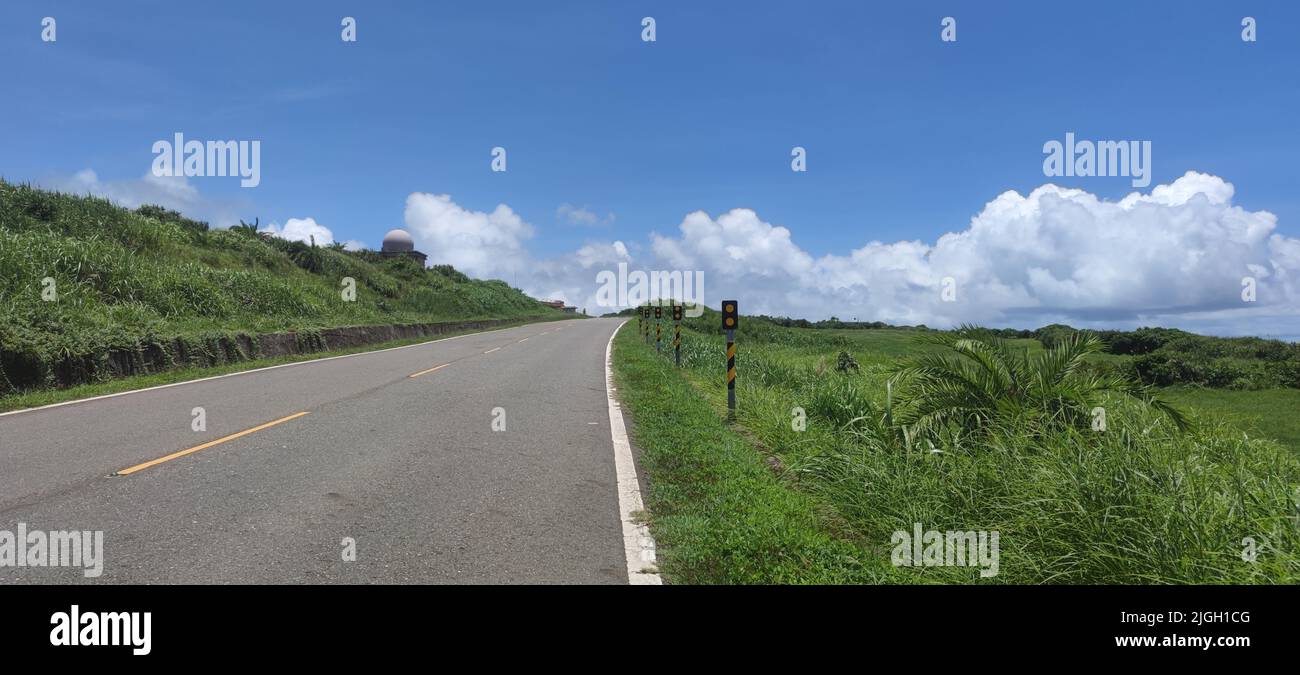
402;172;1299;336
649;172;1297;330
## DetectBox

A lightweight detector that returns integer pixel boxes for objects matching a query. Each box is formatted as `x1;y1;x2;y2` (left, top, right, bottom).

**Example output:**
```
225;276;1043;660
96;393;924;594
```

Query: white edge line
604;319;662;585
0;321;550;419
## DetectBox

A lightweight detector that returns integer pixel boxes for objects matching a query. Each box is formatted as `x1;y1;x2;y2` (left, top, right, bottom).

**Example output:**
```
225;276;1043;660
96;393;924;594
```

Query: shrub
892;328;1186;441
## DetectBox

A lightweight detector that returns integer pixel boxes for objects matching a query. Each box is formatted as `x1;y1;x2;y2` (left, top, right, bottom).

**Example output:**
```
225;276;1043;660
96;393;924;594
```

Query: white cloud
258;217;336;246
395;173;1300;332
575;240;630;269
398;192;634;311
638;171;1300;335
557;203;614;226
403;192;534;279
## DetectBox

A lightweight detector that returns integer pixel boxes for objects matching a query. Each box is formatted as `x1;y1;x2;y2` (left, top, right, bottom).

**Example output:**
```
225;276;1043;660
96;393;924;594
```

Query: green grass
617;315;1300;584
0;180;566;395
613;324;888;583
1162;387;1300;452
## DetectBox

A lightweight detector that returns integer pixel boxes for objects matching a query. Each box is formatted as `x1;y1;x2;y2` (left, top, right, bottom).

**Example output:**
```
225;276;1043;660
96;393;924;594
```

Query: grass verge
612;323;886;584
616;316;1300;584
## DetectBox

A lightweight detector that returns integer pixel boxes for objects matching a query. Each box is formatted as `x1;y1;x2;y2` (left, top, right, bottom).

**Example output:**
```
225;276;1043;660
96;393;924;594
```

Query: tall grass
642;317;1300;583
0;180;557;394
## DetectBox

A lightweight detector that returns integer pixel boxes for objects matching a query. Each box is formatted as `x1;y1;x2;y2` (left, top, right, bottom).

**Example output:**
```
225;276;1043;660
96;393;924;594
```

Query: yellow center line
408;363;449;378
484;347;501;354
115;411;311;476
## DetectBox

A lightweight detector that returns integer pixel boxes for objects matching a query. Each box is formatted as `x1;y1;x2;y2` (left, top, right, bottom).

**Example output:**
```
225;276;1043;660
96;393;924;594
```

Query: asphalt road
0;318;646;584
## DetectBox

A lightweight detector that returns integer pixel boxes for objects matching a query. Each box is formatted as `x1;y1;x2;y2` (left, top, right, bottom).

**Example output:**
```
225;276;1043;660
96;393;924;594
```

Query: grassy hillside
616;311;1300;584
0;180;560;394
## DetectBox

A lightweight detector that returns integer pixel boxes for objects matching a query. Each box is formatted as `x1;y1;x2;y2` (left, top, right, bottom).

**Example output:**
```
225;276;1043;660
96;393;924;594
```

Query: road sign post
672;304;682;367
654;306;662;354
642;307;651;344
721;300;738;420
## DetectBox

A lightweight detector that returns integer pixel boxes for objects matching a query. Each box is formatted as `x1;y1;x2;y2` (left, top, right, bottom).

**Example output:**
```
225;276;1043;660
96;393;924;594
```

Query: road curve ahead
0;318;651;584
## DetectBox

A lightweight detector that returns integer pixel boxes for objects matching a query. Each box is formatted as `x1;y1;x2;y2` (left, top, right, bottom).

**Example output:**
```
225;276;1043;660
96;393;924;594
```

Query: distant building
539;299;577;313
380;229;427;265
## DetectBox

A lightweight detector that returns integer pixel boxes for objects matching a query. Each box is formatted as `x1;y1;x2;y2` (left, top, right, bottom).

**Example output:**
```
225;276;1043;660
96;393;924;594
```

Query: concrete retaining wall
2;316;550;393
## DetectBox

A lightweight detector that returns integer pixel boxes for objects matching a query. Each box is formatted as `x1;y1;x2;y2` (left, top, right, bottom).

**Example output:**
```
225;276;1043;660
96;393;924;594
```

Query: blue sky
3;1;1299;335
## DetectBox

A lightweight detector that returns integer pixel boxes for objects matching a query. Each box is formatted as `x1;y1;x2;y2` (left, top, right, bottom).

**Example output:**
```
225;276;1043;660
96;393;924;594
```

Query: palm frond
892;327;1188;443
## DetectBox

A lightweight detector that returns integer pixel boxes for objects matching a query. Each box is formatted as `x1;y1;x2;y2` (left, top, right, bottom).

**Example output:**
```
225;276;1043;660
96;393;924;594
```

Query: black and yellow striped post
642;306;651;344
721;300;738;419
654;306;662;354
672;304;683;367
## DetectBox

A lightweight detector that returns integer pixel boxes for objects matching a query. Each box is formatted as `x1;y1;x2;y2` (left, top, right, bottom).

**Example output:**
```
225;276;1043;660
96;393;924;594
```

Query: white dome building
379;228;427;264
381;229;414;252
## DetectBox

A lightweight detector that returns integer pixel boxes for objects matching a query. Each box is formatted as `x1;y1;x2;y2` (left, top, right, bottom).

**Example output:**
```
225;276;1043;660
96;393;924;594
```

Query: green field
1161;387;1300;452
615;315;1300;584
0;181;562;397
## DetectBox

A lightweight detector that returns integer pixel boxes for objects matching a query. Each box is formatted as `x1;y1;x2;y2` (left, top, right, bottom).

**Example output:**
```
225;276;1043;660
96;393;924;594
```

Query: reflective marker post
672;304;683;367
643;307;651;345
654;306;662;354
721;300;738;420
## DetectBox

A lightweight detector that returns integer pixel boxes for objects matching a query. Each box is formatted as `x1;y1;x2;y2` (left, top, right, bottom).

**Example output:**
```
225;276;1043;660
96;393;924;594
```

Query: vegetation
616;311;1300;584
714;311;1300;391
0;180;560;396
613;331;884;583
892;329;1187;442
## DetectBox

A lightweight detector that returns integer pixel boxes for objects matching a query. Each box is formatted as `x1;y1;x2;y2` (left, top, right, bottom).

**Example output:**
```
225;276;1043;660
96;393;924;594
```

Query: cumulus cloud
40;169;248;229
258;217;337;246
394;173;1299;333
396;192;634;311
642;171;1300;335
403;192;534;279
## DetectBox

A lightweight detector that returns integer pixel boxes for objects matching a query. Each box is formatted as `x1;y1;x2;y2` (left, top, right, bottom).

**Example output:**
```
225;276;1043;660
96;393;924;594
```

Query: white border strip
0;322;547;419
604;319;662;585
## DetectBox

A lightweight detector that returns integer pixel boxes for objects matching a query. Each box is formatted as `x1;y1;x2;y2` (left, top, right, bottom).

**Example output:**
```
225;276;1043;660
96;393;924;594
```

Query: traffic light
721;300;738;331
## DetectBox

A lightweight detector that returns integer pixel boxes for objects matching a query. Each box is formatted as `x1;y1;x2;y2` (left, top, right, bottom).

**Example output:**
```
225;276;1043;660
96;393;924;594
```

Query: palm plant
285;241;325;274
232;217;266;239
890;327;1187;441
